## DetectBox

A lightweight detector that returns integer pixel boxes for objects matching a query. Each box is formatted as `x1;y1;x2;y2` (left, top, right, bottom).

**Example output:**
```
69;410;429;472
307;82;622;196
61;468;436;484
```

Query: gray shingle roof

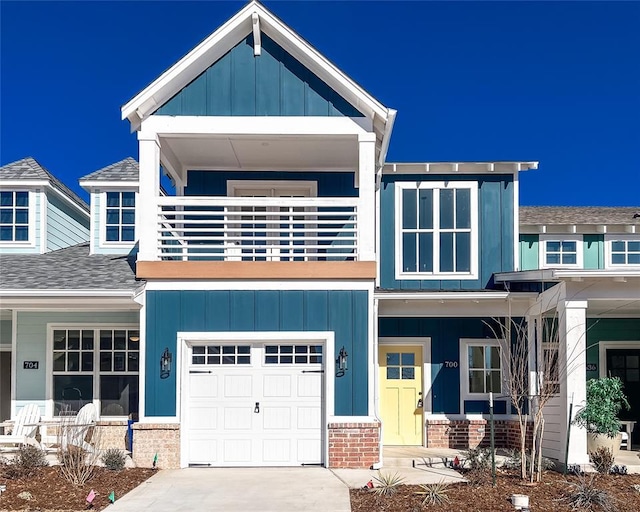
80;157;139;182
520;206;640;226
0;157;89;213
0;243;140;290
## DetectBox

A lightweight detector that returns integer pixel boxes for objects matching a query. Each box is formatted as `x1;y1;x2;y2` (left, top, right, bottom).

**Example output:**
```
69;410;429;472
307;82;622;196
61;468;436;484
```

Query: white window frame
395;181;478;280
459;338;504;411
227;180;317;198
605;234;640;269
100;189;138;247
0;189;36;247
46;324;140;419
539;235;583;269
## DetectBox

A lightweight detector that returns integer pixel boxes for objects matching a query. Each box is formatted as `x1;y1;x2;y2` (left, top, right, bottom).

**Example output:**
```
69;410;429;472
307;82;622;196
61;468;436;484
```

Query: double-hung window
105;191;135;242
51;327;139;417
0;190;30;242
540;236;582;268
608;238;640;267
396;181;478;279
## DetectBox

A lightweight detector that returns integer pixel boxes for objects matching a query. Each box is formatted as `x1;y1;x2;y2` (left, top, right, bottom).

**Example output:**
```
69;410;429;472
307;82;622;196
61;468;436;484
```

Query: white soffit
121;1;391;133
382;162;539;175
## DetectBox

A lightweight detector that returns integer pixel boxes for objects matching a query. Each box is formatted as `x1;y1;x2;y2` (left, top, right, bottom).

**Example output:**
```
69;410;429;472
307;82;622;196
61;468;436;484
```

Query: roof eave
382;161;539;175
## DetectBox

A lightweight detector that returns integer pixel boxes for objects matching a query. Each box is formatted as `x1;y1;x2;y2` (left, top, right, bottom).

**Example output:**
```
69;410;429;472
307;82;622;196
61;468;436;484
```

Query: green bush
101;448;127;471
574;377;630;437
464;447;492;471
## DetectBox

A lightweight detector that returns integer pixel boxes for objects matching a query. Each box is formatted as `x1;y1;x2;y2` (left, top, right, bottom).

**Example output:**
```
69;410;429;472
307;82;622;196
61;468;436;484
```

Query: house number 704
444;361;458;368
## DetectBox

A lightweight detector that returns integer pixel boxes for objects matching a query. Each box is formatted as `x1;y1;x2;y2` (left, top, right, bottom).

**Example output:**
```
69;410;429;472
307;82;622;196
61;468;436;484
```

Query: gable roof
121;1;395;165
80;157;139;182
0;157;89;213
520;206;640;226
0;242;139;291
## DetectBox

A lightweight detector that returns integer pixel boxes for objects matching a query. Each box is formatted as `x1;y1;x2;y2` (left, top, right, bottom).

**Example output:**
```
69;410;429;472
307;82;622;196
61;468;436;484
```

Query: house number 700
444;361;458;368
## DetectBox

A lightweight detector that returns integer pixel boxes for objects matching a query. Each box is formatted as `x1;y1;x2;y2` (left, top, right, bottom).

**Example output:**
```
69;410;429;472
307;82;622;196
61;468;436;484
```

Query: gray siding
46;193;89;251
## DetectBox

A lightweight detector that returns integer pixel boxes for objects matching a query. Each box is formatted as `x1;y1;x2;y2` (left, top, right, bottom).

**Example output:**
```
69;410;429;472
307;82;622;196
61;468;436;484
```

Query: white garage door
185;342;324;467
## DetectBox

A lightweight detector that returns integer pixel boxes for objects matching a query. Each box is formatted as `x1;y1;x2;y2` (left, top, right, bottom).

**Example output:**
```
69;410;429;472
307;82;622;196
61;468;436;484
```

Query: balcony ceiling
161;135;359;175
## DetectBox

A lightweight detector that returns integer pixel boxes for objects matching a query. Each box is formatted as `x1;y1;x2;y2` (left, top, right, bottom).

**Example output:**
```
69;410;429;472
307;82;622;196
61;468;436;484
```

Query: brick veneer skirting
131;423;180;469
425;419;533;450
95;420;129;451
328;421;380;468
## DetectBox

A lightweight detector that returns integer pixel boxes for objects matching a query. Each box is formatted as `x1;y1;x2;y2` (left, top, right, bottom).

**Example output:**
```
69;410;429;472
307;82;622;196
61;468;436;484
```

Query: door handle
254;402;260;413
417;391;423;409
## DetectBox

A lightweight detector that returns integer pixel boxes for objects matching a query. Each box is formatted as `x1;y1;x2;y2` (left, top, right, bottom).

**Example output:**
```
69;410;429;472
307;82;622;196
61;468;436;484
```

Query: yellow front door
379;345;423;445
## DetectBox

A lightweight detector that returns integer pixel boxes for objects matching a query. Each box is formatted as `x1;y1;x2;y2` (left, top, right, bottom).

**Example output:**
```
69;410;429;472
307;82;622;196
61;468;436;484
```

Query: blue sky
1;1;638;206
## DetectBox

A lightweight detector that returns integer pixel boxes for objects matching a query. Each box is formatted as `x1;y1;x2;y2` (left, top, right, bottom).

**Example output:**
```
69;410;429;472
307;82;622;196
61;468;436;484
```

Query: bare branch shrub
56;416;102;485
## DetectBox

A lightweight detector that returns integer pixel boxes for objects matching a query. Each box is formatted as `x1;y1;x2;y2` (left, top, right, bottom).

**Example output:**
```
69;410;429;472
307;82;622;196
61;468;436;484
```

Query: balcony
156;196;359;262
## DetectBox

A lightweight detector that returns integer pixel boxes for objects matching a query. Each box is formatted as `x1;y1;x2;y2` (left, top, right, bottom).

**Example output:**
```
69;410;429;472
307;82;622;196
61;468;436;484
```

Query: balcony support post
138;134;161;261
358;133;376;261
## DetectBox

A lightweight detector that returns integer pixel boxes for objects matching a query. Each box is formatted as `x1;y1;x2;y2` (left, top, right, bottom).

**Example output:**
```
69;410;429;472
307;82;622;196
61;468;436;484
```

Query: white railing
157;196;359;261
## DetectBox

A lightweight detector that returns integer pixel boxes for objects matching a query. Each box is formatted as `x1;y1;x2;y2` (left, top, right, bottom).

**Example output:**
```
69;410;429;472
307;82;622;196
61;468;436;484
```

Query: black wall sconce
160;347;172;379
336;346;348;377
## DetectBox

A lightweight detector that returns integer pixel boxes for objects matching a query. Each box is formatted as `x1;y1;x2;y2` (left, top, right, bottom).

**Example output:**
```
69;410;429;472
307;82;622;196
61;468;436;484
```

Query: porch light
338;346;348;373
160;347;172;379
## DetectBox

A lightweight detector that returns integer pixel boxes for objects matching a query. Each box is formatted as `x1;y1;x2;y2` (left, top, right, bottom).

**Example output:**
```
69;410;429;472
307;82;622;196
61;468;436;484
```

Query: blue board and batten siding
379;317;505;415
156;34;362;117
185;171;357;197
379;175;514;290
145;290;369;417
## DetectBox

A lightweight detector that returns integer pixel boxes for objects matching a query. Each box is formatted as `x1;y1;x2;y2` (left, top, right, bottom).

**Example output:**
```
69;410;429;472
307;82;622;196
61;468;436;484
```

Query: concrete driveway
108;467;351;512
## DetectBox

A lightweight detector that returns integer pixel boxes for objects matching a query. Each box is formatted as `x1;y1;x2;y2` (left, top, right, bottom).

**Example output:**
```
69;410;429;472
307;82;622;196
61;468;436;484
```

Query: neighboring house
0;1;638;470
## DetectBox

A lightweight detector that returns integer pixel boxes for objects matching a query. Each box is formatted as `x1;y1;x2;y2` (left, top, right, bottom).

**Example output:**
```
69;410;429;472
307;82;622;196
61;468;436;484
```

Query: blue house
1;1;638;470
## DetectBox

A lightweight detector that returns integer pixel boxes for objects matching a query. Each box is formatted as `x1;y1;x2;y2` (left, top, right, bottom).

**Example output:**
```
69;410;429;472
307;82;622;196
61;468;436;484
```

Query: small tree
573;377;630;437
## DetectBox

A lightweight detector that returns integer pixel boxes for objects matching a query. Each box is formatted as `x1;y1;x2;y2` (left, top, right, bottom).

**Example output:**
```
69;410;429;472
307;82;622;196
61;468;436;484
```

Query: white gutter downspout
372;297;383;469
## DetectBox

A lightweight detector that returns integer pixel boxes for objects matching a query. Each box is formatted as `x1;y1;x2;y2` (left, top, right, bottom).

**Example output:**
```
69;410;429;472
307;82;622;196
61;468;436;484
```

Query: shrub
464;447;492;471
563;474;616;512
0;445;48;478
503;449;555;473
590;447;615;474
573;377;630;438
415;481;450;506
101;448;127;471
372;471;405;497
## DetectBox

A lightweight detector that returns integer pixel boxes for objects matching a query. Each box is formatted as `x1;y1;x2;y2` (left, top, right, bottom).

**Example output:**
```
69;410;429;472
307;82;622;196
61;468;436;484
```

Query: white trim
539;235;584;269
45;184;89;218
598;341;640;379
122;1;389;127
80;181;139;189
177;330;334;468
45;323;140;419
226;180;317;198
10;310;17;418
144;280;373;291
394;181;479;280
604;234;640;269
513;173;520;271
375;291;512;301
40;189;47;254
0;290;136;297
424;413;522;421
99;190;137;248
459;338;505;414
383;161;539;175
0;189;37;248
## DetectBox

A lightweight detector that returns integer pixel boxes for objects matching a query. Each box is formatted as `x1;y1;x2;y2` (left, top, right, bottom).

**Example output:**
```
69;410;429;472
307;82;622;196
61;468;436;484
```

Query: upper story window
105;191;135;243
0;191;30;242
395;181;478;279
540;235;583;268
606;235;640;267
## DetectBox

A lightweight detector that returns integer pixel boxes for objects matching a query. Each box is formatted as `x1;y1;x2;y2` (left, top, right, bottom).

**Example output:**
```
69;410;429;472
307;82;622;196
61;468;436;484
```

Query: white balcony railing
157;196;359;261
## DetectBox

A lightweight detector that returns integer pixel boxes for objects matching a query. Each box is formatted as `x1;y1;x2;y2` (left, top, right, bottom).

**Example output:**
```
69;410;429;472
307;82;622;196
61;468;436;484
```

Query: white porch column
358;133;376;261
559;300;589;466
138;134;161;262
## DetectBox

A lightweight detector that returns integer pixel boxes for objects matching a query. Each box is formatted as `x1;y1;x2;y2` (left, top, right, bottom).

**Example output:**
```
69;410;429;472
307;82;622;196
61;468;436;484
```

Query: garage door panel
263;439;291;462
189;405;218;429
297;439;321;463
297;374;322;397
262;374;292;397
263;407;291;429
223;407;253;429
224;375;253;397
223;439;253;463
190;374;218;397
297;406;321;429
189;438;218;464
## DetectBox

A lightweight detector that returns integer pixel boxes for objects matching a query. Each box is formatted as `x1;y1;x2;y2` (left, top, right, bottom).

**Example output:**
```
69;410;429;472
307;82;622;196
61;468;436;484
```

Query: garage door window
264;345;323;364
191;345;251;365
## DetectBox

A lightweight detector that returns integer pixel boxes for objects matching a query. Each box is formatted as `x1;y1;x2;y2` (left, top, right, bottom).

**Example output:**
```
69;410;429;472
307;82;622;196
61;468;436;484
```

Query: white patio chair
0;403;41;451
42;403;98;453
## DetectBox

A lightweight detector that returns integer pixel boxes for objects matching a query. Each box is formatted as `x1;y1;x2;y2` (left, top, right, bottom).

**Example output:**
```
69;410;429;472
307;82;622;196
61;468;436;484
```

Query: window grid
545;241;577;265
385;352;416;380
467;345;501;394
191;345;251;365
105;191;135;242
265;345;323;365
398;183;475;276
611;240;640;265
0;191;29;242
52;327;139;417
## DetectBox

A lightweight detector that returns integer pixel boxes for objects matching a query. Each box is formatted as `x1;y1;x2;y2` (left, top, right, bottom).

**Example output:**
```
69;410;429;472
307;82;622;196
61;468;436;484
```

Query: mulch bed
350;471;640;512
0;466;156;511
